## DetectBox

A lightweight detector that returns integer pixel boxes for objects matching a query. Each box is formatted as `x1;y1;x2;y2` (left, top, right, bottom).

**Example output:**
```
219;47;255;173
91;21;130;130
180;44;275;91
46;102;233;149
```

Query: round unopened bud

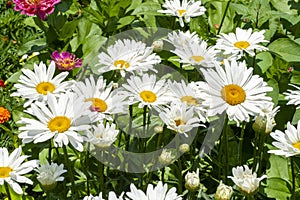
215;181;233;200
185;169;200;191
152;40;164;52
154;125;164;134
252;114;276;134
159;149;175;165
179;143;190;153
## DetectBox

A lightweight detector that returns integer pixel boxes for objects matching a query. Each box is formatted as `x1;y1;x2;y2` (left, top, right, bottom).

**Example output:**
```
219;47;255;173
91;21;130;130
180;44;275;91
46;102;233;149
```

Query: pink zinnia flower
51;50;82;71
13;0;60;20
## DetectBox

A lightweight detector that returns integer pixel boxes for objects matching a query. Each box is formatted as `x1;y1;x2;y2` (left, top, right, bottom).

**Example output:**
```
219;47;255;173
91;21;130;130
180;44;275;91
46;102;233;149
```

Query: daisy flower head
216;28;268;59
228;165;267;195
120;73;171;109
85;122;119;149
72;75;127;121
126;181;182;200
0;106;11;124
165;30;201;50
215;181;233;200
18;92;93;152
97;39;161;77
159;101;203;136
199;59;273;125
171;39;219;68
51;50;82;71
284;84;300;107
268;121;300;157
83;191;124;200
0;146;38;194
168;80;207;121
13;0;60;20
158;0;206;27
36;161;66;190
11;61;72;107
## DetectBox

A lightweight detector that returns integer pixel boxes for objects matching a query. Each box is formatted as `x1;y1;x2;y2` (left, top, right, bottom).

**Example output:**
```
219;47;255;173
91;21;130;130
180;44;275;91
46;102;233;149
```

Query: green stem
252;131;260;172
48;140;52;163
142;106;148;152
126;105;133;150
217;0;232;35
4;182;12;200
257;132;266;176
98;158;105;194
189;191;195;200
291;157;295;194
62;145;77;198
238;123;246;165
86;144;90;195
178;158;183;194
221;117;229;183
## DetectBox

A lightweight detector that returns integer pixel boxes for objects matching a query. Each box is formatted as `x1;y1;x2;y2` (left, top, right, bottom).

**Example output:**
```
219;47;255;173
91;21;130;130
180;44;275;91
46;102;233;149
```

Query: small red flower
6;1;12;8
0;80;5;88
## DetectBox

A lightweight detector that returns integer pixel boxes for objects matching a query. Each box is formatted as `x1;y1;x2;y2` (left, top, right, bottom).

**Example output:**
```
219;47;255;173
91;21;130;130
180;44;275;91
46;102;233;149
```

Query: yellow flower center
178;9;187;17
234;41;250;49
36;82;55;95
140;90;157;103
175;118;185;126
181;96;197;106
48;116;71;133
0;107;11;124
221;84;246;106
85;98;108;112
190;56;204;63
59;58;75;70
114;60;130;69
0;167;12;178
26;0;40;5
293;142;300;151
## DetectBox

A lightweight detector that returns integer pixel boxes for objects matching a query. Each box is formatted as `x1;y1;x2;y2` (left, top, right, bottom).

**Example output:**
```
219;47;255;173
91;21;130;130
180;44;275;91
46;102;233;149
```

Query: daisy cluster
9;21;278;196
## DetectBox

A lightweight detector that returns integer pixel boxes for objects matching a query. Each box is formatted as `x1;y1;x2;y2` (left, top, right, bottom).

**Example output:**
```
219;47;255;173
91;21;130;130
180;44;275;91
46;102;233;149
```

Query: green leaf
267;79;279;105
256;52;273;73
269;0;297;15
264;154;292;200
117;16;135;29
268;38;300;63
292;108;300;124
18;38;47;56
131;2;164;16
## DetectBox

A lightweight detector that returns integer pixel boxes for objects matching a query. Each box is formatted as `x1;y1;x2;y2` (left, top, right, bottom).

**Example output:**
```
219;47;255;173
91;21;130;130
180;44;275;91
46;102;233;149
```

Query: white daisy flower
97;39;161;77
216;28;268;59
119;74;171;109
158;0;206;27
35;161;66;190
228;165;267;195
159;101;202;136
83;192;124;200
0;147;38;194
18;92;93;152
198;59;272;125
11;61;72;107
85;122;119;148
252;102;280;134
284;84;300;107
171;40;219;68
215;181;233;200
126;181;182;200
168;80;207;121
72;76;127;121
165;30;201;50
268;121;300;157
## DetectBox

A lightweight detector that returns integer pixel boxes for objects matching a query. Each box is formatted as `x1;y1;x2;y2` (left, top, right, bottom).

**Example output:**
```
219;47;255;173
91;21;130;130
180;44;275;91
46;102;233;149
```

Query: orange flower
0;107;11;124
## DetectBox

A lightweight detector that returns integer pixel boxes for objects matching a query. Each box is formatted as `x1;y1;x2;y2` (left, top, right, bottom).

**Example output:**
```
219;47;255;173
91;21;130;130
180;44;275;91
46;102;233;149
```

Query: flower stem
291;157;295;194
98;158;105;194
126;105;133;150
217;0;232;35
238;123;246;165
221;117;229;183
48;140;52;163
4;182;12;200
62;145;77;198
